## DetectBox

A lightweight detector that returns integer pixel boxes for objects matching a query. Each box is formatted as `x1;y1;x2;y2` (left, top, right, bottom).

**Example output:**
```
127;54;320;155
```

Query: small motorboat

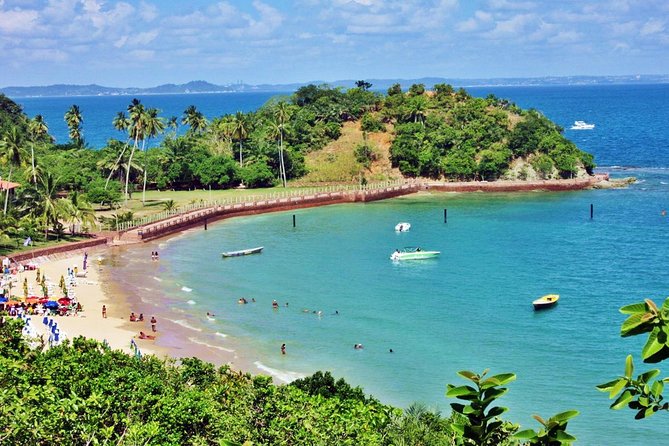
222;246;264;258
533;294;560;310
390;247;440;261
570;121;595;130
395;222;411;232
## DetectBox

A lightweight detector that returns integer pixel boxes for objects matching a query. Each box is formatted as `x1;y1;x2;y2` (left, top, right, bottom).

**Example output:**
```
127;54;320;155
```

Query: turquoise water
108;177;669;445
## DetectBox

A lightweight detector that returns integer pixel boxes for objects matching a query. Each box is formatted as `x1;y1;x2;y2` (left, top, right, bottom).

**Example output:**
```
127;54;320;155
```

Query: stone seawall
9;237;109;264
133;183;422;242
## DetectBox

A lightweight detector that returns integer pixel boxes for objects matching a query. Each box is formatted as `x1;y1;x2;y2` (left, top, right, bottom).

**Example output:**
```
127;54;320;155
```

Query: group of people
151;251;159;261
129;312;144;322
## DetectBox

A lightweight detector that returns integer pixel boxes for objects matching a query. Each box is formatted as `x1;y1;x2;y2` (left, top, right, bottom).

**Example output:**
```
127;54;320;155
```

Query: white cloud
486;0;535;11
484;13;536;39
139;1;157;22
0;8;39;34
640;18;665;36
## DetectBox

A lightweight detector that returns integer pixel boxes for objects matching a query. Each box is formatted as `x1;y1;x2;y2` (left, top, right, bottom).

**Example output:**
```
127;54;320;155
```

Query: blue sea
19;84;669;444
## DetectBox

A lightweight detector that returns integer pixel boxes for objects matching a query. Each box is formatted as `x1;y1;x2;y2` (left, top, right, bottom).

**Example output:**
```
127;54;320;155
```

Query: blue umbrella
44;301;59;309
0;296;8;303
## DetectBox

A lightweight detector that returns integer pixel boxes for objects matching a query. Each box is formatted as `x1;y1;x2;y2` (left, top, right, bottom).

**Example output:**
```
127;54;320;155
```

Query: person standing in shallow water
150;316;157;332
281;343;286;355
102;305;107;318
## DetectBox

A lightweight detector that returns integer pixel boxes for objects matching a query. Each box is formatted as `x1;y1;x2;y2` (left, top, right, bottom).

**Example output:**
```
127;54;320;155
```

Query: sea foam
188;337;234;353
169;319;202;332
253;361;305;384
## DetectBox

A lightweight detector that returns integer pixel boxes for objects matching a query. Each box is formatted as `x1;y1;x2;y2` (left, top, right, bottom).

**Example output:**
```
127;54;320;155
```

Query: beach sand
11;247;267;378
13;249;168;359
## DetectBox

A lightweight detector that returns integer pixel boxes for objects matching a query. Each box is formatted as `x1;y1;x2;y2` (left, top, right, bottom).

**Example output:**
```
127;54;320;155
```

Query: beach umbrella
57;297;71;306
38;297;49;304
25;297;39;304
0;296;7;303
44;301;59;309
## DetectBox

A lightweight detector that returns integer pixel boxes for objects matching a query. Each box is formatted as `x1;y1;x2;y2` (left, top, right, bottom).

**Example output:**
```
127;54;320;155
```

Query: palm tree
33;171;62;240
167;116;179;138
274;102;292;187
27;115;49;183
0;126;25;215
64;104;83;146
232;111;248;168
141;108;165;205
182;105;207;134
62;190;96;234
125;99;147;203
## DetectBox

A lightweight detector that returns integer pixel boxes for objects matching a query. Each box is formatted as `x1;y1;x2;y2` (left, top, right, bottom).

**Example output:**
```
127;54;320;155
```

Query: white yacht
570;121;595;130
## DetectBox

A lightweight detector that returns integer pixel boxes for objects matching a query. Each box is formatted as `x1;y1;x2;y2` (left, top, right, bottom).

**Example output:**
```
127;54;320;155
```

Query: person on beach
102;305;107;318
139;331;155;340
129;312;136;322
281;343;286;355
150;316;157;332
138;313;144;322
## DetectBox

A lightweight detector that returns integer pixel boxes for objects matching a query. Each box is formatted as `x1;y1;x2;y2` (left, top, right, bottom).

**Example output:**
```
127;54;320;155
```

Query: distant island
2;74;668;98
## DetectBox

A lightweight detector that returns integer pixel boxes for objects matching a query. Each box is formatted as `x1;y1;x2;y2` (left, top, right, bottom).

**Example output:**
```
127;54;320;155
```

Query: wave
181;286;192;292
168;319;203;332
253;361;305;384
153;276;163;282
188;337;234;353
215;331;227;338
187;300;196;305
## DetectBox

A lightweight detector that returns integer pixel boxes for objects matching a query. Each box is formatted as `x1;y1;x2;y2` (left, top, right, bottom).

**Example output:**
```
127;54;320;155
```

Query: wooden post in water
590;204;594;220
444;209;448;223
293;214;296;227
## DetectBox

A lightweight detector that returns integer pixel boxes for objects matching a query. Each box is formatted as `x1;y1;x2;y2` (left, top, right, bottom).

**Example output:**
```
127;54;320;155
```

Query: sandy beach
8;248;170;359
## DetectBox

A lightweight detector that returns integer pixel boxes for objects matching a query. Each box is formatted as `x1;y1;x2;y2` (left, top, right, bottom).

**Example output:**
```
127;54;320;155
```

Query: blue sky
1;0;667;87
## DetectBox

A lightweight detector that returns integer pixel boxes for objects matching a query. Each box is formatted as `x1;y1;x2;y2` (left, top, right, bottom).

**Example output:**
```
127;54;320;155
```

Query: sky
0;0;668;87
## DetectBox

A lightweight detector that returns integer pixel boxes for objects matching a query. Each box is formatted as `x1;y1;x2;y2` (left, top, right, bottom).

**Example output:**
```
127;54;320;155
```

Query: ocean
18;84;669;444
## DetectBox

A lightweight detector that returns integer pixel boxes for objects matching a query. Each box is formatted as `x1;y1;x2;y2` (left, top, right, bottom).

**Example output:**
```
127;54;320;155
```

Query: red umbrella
38;298;49;304
57;297;72;306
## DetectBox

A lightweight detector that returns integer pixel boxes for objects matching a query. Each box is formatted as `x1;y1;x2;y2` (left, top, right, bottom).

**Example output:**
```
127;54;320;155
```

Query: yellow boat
533;294;559;310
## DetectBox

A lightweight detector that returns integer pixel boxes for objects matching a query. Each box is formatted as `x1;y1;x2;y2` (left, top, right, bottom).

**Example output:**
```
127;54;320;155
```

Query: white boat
222;246;263;258
533;294;560;310
395;222;411;232
390;247;440;261
570;121;595;130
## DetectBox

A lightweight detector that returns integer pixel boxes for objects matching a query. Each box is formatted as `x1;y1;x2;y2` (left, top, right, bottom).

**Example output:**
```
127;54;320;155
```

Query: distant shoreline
4;75;668;98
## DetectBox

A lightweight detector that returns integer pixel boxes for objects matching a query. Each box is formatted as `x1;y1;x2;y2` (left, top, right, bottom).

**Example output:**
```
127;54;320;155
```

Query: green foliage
238;161;276;188
290;370;375;404
513;410;579;445
85;178;122;209
0;322;395;445
354;142;378;168
531;154;555;179
361;113;386;132
446;369;517;445
597;297;669;419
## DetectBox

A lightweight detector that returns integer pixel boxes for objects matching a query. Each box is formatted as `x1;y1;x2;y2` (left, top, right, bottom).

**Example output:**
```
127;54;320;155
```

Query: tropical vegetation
0;81;594;250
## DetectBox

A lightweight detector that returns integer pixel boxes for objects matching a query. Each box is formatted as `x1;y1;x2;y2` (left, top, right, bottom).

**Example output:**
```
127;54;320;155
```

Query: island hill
0;81;604;242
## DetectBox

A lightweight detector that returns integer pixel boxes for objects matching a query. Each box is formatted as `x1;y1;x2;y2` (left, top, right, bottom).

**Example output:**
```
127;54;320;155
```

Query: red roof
0;180;20;190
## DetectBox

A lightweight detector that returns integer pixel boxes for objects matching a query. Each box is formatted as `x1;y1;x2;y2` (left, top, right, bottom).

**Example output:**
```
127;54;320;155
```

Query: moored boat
222;246;264;258
533;294;559;310
395;222;411;232
390;247;440;261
